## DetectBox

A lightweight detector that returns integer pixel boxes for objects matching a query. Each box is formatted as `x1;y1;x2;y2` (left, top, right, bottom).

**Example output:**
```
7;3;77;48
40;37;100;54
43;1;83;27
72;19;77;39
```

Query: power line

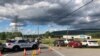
65;0;94;18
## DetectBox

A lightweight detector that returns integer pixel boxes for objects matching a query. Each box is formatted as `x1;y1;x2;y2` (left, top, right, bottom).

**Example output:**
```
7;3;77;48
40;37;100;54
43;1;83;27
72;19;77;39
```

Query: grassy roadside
0;40;6;43
92;39;100;45
41;38;55;46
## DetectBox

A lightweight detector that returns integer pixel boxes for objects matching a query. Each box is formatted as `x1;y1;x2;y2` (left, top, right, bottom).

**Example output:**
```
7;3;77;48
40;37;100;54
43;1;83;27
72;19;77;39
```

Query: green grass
92;39;100;45
92;39;100;41
0;40;6;43
41;38;55;46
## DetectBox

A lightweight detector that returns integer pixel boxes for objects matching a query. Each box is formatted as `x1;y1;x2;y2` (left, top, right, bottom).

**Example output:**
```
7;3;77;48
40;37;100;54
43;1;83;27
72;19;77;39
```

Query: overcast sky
0;0;100;34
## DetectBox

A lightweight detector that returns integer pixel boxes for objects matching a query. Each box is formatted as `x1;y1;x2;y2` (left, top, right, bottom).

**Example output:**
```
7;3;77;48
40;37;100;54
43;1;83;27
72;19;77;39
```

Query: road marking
42;44;65;56
52;48;65;56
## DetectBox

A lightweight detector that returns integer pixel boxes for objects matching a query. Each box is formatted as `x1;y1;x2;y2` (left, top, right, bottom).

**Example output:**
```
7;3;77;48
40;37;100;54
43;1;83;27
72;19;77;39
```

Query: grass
0;40;6;43
92;39;100;45
92;39;100;41
41;38;55;46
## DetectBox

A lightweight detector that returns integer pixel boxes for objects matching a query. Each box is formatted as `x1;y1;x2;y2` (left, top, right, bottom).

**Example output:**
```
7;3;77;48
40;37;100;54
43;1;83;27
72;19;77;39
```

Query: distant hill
51;29;100;36
79;28;100;31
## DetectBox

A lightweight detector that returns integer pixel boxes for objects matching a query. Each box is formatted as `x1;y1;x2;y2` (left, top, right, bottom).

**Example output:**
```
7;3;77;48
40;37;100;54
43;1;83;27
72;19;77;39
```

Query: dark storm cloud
0;0;100;29
0;0;24;5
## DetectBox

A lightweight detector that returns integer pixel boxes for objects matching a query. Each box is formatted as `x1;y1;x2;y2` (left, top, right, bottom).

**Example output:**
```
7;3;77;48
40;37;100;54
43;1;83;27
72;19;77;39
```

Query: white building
63;35;91;39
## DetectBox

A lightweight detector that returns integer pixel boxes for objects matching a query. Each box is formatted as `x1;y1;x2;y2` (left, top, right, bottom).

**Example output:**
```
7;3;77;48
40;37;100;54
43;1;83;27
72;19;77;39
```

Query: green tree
87;32;100;38
44;31;51;38
12;32;22;37
0;32;6;40
6;32;22;39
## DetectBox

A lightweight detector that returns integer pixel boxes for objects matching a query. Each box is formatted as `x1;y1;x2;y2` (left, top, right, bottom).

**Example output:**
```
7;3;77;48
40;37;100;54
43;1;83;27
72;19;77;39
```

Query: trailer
63;35;91;39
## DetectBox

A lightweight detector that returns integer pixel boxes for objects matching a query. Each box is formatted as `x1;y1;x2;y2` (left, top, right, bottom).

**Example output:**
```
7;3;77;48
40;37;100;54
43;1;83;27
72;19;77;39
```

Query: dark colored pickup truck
53;39;66;46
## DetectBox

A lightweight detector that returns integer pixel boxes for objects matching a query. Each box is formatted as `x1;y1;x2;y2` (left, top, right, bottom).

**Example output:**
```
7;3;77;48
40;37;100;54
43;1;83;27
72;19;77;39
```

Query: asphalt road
2;45;60;56
2;44;100;56
53;47;100;56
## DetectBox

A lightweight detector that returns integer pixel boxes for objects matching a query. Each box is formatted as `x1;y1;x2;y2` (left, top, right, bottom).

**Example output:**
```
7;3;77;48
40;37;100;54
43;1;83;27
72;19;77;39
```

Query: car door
26;41;33;48
18;40;29;48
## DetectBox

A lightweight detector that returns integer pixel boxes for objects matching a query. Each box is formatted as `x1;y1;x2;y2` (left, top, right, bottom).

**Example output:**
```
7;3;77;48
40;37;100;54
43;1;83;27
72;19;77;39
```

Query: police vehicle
4;39;38;51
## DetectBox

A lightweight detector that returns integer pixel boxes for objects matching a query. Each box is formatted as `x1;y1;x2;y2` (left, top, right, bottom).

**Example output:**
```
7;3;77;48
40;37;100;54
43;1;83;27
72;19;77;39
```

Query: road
53;47;100;56
2;44;100;56
2;44;60;56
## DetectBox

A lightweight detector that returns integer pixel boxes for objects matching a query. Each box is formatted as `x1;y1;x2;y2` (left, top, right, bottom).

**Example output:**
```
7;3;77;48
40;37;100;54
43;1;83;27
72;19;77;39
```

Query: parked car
4;39;39;51
67;41;82;48
81;40;99;47
53;39;66;46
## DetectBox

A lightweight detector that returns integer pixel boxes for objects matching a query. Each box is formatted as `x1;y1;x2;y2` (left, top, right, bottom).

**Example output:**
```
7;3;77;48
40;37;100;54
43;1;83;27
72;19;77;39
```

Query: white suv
81;40;99;47
4;39;38;51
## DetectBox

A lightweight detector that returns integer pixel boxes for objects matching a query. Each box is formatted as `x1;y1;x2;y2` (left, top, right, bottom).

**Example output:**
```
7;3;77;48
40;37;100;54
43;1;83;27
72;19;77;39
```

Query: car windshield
6;40;16;43
58;40;64;42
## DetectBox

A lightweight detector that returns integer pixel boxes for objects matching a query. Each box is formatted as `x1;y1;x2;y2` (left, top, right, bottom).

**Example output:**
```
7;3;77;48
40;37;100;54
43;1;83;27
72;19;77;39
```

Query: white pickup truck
4;39;38;51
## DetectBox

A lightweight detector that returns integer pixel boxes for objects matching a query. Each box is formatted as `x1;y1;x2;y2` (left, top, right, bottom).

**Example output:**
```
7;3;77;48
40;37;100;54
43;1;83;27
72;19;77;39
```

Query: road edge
42;44;65;56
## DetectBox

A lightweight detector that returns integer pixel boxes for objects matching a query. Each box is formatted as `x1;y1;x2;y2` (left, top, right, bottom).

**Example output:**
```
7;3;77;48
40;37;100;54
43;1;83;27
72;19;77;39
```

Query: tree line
0;32;22;40
87;32;100;38
0;31;100;40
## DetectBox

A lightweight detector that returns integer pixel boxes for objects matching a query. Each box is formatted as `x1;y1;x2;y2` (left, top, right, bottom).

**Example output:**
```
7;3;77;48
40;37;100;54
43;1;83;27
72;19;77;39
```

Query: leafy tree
0;32;22;40
87;32;100;38
44;31;51;38
5;32;14;39
12;32;22;37
0;32;6;40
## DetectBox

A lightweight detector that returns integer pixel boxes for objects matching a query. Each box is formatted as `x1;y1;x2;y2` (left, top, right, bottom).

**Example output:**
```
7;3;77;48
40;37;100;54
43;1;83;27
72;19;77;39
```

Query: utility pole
13;16;18;32
37;25;39;38
67;25;69;39
10;16;19;33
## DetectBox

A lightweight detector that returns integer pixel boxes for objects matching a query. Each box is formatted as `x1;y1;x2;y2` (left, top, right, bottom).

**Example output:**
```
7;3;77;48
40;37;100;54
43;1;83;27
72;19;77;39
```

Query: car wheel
13;46;20;51
65;44;67;46
86;44;88;48
32;44;38;49
2;48;7;52
67;44;70;47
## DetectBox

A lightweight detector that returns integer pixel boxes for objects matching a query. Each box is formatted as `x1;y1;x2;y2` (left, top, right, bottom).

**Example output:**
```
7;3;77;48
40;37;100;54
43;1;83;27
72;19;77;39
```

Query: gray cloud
0;0;100;29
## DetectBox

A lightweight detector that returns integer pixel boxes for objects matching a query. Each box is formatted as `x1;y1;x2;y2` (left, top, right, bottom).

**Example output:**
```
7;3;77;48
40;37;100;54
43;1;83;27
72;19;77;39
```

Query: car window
89;41;97;42
7;40;16;43
18;40;27;43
